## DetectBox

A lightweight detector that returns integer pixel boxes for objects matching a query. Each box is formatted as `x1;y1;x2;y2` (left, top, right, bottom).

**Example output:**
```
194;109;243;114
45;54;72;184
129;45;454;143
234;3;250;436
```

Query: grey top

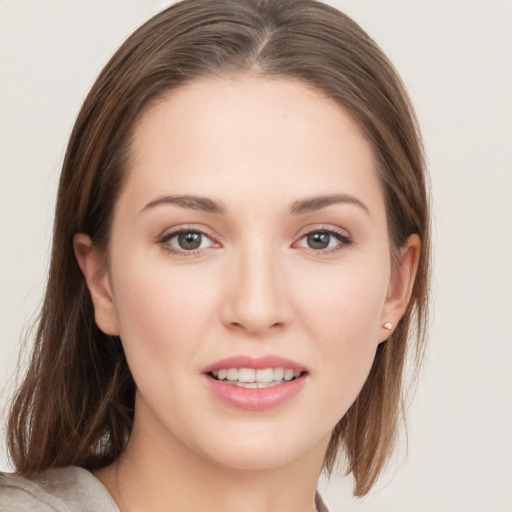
0;466;330;511
0;467;118;512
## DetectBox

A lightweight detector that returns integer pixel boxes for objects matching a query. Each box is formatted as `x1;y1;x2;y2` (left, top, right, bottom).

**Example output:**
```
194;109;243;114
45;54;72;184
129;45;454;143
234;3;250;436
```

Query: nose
220;246;291;336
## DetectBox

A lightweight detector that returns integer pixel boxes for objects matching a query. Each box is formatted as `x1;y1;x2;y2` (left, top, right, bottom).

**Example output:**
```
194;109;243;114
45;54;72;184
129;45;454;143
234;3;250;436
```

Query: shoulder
0;466;119;512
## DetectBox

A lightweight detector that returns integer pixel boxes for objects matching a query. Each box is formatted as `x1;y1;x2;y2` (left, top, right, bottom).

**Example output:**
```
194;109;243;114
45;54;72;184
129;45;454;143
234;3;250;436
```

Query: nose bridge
223;240;289;334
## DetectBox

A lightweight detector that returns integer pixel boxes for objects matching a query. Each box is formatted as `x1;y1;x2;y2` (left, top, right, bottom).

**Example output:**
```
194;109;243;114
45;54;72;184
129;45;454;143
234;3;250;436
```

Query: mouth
203;356;308;411
208;367;306;389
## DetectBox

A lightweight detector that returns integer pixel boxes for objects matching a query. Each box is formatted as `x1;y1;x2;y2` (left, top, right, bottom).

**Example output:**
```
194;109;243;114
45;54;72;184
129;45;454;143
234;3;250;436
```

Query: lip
204;374;307;411
202;355;307;373
202;355;308;411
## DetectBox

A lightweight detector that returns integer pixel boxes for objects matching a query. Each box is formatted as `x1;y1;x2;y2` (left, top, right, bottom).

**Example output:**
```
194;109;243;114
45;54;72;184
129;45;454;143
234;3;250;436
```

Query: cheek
108;253;220;384
294;259;388;402
296;257;388;338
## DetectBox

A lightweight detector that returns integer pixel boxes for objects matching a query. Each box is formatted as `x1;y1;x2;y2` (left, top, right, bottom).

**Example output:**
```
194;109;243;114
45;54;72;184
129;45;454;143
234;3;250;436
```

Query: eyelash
158;227;216;256
295;228;353;255
158;227;353;257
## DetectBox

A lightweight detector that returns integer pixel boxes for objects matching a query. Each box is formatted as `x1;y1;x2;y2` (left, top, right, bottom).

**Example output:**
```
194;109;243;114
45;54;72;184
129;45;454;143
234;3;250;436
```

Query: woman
0;0;430;510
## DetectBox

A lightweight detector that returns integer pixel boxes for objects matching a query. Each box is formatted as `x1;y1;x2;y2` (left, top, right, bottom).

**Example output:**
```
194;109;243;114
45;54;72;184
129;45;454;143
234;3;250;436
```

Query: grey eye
295;229;351;252
163;230;214;252
306;232;331;249
177;231;203;250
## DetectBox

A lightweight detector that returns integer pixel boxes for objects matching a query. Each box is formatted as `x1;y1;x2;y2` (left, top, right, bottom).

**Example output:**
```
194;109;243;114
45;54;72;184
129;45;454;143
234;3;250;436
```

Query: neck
94;403;329;512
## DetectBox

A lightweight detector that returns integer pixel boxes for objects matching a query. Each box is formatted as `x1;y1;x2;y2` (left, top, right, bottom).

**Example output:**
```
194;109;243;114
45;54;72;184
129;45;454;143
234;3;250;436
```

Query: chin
200;444;310;472
186;422;331;473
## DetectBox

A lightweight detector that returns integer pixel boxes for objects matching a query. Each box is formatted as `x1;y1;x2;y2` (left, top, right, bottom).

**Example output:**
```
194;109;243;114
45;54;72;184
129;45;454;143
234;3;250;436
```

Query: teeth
283;369;294;381
226;368;238;380
235;380;283;389
238;368;255;383
255;368;274;383
211;367;303;385
274;367;284;380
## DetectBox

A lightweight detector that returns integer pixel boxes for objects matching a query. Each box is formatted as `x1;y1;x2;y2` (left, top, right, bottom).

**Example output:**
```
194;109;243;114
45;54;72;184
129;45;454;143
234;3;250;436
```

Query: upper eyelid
297;230;351;244
294;224;352;240
158;225;216;241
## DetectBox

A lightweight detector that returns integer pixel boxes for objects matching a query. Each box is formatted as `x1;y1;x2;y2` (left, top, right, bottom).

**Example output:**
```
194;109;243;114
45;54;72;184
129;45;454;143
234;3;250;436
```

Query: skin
75;75;419;512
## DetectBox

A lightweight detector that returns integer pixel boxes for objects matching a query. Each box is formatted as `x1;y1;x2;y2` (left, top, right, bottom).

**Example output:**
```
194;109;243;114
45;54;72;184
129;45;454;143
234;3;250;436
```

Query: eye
295;229;352;252
160;229;216;254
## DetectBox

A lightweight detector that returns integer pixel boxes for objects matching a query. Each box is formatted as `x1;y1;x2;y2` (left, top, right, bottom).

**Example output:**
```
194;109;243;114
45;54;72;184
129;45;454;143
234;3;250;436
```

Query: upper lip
203;355;307;374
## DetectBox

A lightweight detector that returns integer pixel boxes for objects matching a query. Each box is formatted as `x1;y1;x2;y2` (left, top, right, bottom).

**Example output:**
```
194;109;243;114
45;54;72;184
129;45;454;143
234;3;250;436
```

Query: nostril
229;321;282;331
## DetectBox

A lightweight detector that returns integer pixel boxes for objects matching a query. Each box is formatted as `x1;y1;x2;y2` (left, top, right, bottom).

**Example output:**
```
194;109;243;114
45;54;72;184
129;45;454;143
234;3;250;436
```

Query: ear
379;234;421;342
73;233;120;336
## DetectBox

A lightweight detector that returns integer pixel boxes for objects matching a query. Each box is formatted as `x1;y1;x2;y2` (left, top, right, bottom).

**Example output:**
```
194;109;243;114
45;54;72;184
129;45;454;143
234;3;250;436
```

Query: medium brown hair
7;0;430;497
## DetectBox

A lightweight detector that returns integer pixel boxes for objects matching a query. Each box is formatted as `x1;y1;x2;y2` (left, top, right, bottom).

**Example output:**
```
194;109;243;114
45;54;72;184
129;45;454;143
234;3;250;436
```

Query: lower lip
204;374;307;411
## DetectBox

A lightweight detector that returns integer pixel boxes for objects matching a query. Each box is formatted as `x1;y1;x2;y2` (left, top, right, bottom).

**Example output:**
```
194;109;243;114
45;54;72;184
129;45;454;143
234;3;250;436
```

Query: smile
203;356;308;411
210;367;303;388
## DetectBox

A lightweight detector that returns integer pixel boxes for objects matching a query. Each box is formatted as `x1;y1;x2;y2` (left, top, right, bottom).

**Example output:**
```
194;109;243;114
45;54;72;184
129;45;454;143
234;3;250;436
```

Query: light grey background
1;1;511;510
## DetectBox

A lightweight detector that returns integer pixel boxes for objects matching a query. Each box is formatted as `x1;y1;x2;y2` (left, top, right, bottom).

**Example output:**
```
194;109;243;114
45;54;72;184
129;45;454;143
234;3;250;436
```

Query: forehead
123;75;384;216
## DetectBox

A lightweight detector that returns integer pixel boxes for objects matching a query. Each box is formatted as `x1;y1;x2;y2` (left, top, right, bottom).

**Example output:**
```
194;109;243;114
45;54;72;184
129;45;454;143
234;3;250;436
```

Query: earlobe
73;233;120;336
379;234;421;342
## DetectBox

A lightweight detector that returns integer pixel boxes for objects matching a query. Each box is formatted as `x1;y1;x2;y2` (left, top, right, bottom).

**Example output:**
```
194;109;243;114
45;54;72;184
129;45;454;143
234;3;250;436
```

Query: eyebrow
141;195;226;215
288;194;369;216
141;193;369;216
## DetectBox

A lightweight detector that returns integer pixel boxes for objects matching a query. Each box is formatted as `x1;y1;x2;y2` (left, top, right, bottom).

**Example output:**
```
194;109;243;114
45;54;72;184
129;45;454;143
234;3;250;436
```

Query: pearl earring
383;322;393;330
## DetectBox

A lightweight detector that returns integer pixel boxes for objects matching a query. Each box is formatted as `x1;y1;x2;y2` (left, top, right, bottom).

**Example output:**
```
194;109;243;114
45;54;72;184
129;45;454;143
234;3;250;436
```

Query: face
78;76;413;472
